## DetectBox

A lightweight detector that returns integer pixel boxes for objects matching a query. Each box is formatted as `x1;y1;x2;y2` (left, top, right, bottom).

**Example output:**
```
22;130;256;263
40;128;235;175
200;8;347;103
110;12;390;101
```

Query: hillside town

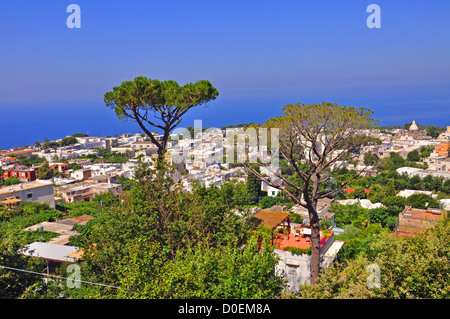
1;120;449;293
2;121;450;204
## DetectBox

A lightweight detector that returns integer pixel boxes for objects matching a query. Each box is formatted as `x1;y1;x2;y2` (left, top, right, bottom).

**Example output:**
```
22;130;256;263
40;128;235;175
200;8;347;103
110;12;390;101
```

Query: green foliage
63;201;98;217
15;154;45;167
319;217;333;230
81;148;132;164
376;152;427;171
335;224;383;261
60;136;78;146
406;193;440;209
92;191;119;207
420;145;435;159
426;126;444;138
290;213;303;224
297;218;450;299
220;123;258;130
406;150;420;162
422;175;443;192
37;161;53;180
331;204;367;228
67;163;82;171
114;239;284;299
335;165;449;203
2;177;21;186
330;201;398;232
55;162;284;298
442;179;450;194
363;151;379;165
259;195;283;209
282;246;312;255
22;229;60;243
104;76;219;163
116;175;134;191
0;202;67;298
246;164;261;204
379;196;406;216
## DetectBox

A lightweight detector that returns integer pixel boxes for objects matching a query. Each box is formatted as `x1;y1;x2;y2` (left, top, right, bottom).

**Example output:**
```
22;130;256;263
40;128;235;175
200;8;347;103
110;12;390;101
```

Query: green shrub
282;246;312;255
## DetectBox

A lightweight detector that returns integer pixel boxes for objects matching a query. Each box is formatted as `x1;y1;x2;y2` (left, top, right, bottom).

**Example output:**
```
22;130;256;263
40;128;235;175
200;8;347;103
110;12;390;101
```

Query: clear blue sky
1;1;450;147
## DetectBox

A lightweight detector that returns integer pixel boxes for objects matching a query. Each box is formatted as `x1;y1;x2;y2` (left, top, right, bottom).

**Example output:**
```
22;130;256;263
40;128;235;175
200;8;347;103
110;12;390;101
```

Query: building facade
0;180;55;208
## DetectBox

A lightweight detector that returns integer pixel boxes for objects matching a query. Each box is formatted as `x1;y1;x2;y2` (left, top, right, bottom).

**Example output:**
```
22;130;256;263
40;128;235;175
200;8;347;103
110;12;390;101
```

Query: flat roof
1;149;35;156
0;180;53;196
402;208;443;220
321;241;345;267
18;242;81;263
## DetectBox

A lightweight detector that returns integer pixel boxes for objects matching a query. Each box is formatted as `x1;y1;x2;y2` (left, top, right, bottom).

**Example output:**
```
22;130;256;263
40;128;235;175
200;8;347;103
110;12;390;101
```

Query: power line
0;265;119;289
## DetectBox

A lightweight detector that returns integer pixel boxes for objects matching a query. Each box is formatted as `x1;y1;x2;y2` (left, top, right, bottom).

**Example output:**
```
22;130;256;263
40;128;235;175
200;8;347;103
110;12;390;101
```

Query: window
27;193;33;198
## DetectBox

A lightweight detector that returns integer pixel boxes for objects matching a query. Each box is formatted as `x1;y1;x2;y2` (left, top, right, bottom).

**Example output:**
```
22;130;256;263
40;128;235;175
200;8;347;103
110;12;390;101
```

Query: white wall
0;182;55;208
275;250;311;291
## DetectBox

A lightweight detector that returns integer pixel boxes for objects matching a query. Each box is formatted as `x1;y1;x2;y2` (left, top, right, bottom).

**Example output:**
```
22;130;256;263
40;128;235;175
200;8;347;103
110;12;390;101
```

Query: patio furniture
300;228;312;237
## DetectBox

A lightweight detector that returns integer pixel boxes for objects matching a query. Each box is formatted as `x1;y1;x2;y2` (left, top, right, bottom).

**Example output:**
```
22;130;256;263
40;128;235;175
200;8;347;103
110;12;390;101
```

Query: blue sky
1;1;450;147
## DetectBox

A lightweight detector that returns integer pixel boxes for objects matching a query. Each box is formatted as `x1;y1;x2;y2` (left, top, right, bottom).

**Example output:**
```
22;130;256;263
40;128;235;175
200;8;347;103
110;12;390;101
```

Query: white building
275;238;345;291
261;178;283;197
397;189;437;199
397;167;450;180
0;180;55;208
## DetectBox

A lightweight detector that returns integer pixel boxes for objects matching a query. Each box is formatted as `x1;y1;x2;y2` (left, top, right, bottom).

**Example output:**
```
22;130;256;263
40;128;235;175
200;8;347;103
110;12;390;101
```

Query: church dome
409;120;419;131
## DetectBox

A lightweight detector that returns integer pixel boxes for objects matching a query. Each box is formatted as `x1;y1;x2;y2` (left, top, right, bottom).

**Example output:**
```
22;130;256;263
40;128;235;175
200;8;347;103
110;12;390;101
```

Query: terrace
250;209;334;254
272;225;334;254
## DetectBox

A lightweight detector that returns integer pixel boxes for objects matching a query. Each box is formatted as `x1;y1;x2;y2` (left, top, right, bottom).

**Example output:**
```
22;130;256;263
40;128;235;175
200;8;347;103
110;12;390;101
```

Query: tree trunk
308;208;321;285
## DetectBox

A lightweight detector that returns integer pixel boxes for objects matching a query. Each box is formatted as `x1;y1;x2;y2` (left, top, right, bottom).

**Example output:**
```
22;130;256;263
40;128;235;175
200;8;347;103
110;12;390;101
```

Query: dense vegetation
0;202;64;298
1;163;285;299
295;218;450;298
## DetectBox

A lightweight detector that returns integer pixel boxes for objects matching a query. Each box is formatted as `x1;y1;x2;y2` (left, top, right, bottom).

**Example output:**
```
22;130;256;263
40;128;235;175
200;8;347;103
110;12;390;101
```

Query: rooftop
23;215;94;245
273;225;334;252
0;149;35;156
18;242;81;263
401;206;444;221
0;180;53;196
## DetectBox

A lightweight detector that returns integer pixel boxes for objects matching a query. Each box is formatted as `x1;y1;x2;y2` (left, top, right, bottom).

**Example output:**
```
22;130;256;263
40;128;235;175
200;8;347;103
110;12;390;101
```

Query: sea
1;97;449;150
